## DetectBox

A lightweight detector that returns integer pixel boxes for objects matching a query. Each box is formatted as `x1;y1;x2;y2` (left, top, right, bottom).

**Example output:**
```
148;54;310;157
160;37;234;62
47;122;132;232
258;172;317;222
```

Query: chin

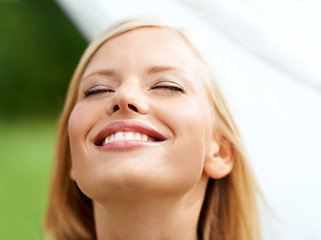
76;164;202;203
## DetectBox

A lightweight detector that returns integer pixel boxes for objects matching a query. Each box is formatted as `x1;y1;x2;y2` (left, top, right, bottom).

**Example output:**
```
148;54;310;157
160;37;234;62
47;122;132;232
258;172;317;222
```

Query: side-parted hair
45;16;261;240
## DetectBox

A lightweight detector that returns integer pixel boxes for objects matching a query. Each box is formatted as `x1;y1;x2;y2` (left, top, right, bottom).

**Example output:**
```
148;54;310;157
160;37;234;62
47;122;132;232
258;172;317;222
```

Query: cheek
68;103;88;150
177;103;209;162
155;99;211;186
68;103;101;177
68;102;110;198
68;102;103;144
161;98;210;146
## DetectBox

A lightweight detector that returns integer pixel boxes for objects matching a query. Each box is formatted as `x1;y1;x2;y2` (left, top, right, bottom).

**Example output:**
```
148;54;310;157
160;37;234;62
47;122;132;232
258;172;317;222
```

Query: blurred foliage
0;1;87;239
0;0;87;119
0;119;57;240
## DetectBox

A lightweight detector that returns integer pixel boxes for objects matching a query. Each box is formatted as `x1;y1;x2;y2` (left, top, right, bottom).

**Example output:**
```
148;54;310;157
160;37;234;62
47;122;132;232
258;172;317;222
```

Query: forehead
83;27;201;77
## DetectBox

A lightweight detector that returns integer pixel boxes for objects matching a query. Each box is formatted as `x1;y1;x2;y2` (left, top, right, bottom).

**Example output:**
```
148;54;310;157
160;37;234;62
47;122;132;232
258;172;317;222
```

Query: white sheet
56;1;321;238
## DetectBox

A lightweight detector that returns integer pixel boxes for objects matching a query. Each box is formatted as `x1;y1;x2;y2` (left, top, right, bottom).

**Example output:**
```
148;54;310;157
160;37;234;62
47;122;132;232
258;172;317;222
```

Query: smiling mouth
93;121;167;147
98;131;158;146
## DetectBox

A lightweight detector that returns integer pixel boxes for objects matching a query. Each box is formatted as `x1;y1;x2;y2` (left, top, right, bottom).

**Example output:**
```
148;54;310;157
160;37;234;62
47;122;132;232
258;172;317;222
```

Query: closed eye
84;87;114;97
151;83;185;93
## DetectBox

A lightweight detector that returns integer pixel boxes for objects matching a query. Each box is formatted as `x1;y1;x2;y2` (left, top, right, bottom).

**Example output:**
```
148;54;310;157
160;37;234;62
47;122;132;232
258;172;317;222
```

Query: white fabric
56;0;321;239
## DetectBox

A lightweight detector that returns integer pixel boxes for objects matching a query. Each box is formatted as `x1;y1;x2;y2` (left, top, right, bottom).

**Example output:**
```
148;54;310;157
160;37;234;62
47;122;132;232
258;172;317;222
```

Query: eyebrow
82;69;116;82
81;65;186;82
146;65;184;74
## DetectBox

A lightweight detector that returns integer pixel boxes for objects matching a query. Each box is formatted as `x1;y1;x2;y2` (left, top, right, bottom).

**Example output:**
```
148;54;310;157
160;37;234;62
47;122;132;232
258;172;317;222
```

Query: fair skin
68;28;234;240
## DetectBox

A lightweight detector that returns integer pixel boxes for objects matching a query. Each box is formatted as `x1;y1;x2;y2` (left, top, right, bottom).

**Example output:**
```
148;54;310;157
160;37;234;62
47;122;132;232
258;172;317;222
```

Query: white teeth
134;132;142;140
102;132;152;145
114;132;124;142
110;134;115;143
124;132;134;140
104;136;111;145
141;134;148;142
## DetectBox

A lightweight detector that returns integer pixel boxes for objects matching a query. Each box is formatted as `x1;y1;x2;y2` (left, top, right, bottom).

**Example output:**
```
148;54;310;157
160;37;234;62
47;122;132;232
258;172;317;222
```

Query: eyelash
83;83;185;97
84;88;113;97
151;84;185;93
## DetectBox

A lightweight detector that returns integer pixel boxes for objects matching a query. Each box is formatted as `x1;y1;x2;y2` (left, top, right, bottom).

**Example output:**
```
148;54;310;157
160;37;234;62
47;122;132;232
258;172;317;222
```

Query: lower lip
96;140;161;150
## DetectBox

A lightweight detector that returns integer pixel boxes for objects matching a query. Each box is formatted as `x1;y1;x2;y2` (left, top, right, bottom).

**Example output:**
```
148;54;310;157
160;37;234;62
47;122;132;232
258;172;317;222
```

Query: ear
203;137;235;179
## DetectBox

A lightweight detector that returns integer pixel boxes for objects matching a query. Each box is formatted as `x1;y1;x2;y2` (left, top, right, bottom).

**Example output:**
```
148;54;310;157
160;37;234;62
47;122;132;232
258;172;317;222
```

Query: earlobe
203;138;235;179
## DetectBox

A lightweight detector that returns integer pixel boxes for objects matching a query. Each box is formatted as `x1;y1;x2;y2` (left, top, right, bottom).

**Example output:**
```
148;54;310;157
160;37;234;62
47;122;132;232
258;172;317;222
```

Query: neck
93;182;207;240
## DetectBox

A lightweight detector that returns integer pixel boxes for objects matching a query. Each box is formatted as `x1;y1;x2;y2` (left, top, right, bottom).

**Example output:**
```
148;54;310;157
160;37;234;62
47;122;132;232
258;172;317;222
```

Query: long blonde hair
45;16;261;240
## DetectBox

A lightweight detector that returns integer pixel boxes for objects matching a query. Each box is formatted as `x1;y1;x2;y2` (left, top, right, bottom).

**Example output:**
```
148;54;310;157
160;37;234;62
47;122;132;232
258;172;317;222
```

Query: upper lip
93;120;167;146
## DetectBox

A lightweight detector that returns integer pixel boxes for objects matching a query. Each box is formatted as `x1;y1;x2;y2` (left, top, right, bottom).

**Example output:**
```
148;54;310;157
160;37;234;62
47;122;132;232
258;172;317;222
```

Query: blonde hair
45;16;261;240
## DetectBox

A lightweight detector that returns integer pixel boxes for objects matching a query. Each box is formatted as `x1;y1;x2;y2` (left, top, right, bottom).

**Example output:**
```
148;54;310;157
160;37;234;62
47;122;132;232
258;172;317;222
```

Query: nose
106;80;149;115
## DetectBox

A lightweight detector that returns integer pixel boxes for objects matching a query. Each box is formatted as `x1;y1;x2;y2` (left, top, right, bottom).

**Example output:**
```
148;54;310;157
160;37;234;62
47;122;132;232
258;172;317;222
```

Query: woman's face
68;27;216;201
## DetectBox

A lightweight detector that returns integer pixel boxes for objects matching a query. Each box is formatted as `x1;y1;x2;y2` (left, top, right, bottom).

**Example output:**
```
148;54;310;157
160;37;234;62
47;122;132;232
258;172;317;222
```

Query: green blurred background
0;1;87;239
